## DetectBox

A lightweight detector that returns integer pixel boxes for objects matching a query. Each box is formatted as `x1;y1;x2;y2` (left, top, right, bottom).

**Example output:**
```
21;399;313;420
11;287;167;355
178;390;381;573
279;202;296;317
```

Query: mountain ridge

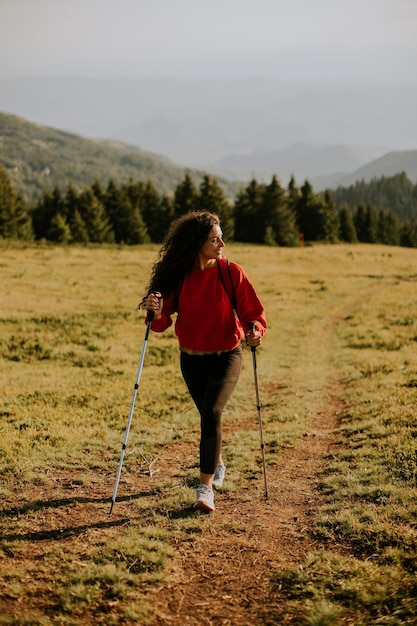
1;75;416;172
327;150;417;188
1;111;416;208
0;111;241;202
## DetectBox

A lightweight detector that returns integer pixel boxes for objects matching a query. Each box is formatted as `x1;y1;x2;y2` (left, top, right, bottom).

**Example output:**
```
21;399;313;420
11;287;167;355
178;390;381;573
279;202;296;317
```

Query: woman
141;211;267;512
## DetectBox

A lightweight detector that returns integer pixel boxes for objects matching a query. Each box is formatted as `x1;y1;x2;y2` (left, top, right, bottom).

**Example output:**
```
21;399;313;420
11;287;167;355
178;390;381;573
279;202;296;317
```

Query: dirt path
140;295;353;625
141;372;345;626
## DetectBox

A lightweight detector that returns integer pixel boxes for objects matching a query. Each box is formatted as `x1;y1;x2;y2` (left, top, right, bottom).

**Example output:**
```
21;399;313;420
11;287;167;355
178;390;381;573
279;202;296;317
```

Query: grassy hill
0;112;241;202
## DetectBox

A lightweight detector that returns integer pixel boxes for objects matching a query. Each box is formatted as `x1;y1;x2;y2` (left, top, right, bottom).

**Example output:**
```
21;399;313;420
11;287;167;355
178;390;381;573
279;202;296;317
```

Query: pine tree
69;209;89;244
63;182;80;223
195;175;234;241
0;166;33;239
11;195;33;240
173;173;198;218
152;194;175;242
233;179;265;243
79;188;114;243
321;190;340;243
47;213;71;243
124;179;145;209
364;204;379;243
140;180;162;242
377;209;400;246
400;219;417;248
0;166;16;238
126;207;150;244
296;180;328;241
263;175;299;246
339;204;357;242
91;179;105;203
287;176;301;215
287;176;302;245
31;185;64;240
102;179;122;240
353;204;367;242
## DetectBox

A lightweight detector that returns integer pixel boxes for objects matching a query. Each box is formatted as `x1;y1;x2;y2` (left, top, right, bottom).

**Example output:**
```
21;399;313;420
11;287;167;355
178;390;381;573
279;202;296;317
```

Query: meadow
0;241;416;625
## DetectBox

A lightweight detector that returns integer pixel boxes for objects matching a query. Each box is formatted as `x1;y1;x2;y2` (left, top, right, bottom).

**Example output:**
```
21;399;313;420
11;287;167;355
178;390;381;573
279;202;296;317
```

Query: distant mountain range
210;144;417;190
0;75;416;188
112;83;417;182
0;111;416;207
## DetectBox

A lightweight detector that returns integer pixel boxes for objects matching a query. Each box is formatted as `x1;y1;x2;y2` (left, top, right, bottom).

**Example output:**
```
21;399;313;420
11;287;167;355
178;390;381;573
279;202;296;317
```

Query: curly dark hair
141;211;220;304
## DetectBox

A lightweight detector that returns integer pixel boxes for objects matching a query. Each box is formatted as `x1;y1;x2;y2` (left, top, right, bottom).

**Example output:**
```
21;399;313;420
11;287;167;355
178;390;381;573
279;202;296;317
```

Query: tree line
1;165;417;247
332;172;417;222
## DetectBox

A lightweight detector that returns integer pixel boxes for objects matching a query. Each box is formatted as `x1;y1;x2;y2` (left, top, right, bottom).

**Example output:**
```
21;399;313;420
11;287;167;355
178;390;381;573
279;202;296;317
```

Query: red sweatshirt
148;257;267;352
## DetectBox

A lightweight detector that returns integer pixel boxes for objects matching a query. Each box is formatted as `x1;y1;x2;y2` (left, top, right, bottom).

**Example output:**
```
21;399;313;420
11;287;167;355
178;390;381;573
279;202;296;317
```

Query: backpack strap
217;258;239;320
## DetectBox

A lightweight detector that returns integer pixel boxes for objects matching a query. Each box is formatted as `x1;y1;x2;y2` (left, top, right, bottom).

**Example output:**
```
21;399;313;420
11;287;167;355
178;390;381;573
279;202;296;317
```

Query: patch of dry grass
1;241;416;624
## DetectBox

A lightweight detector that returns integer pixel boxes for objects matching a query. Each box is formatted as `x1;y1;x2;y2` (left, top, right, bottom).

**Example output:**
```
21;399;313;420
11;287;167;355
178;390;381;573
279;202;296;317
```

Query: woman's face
198;224;225;266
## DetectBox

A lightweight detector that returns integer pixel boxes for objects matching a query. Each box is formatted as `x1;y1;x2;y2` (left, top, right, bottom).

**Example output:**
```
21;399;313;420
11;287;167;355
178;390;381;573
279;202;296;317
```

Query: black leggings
180;346;243;475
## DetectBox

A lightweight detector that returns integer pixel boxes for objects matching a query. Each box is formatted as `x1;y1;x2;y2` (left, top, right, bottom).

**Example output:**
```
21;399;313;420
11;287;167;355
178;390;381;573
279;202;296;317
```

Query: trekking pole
109;309;155;514
247;322;269;500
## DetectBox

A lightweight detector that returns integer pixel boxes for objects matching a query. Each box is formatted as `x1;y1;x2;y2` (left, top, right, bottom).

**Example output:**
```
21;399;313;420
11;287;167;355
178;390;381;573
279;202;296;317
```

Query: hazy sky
1;0;416;80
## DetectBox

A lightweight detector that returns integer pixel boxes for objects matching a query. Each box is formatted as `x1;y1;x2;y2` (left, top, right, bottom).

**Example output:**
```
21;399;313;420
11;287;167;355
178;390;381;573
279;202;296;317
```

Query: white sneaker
194;484;215;512
212;464;226;489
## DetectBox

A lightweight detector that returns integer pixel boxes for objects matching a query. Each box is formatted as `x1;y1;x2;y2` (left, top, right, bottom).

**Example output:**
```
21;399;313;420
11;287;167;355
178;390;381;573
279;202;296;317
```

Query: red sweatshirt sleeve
229;261;267;335
145;291;177;332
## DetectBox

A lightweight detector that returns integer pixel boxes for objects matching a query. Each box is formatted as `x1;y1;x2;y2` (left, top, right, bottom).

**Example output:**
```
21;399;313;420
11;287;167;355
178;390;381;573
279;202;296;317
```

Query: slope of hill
0;112;241;202
334;150;417;187
312;150;417;190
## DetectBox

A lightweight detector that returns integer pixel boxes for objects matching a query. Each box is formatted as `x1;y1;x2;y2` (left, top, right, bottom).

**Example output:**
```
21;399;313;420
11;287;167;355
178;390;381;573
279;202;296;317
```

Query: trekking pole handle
147;291;162;323
247;321;257;352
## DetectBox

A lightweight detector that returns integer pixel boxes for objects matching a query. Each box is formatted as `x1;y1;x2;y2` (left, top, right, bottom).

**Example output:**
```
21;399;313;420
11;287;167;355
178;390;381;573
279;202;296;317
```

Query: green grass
273;249;417;625
1;241;417;624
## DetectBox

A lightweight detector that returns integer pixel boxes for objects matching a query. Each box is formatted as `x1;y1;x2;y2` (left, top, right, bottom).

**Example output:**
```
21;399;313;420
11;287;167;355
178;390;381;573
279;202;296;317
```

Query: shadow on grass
0;489;155;519
1;516;134;543
167;506;204;520
0;490;206;543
